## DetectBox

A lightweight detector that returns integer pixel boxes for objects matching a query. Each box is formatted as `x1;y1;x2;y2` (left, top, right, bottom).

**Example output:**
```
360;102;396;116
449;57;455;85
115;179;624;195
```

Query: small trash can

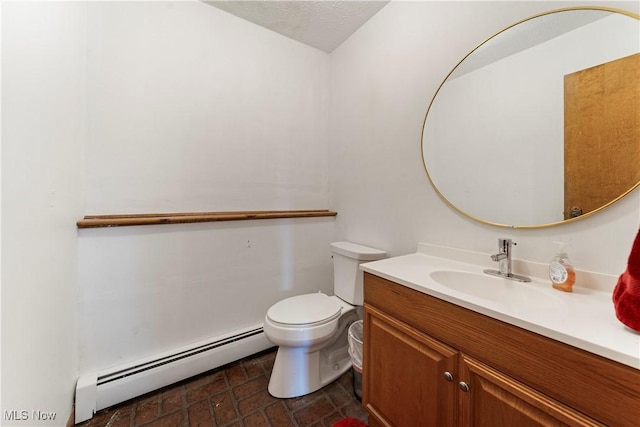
348;320;364;401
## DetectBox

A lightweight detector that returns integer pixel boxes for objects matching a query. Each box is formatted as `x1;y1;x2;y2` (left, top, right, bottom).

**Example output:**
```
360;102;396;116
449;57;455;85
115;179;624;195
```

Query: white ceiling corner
203;0;390;53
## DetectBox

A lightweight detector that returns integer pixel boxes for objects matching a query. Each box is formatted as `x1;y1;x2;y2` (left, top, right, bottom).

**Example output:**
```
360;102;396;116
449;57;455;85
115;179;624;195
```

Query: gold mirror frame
421;7;640;229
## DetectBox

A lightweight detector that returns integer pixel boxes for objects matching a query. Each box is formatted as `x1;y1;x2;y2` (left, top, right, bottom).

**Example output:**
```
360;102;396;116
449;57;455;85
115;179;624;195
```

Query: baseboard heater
75;324;271;423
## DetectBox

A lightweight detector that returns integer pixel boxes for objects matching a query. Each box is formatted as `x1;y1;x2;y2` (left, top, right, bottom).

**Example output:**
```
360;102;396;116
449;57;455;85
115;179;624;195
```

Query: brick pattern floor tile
76;347;367;427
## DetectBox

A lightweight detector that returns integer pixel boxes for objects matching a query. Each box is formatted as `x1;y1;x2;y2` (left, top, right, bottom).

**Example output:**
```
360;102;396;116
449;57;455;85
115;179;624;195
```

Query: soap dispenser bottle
549;241;575;292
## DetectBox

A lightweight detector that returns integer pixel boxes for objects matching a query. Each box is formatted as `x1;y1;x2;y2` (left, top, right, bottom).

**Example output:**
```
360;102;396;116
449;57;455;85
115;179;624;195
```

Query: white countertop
360;243;640;370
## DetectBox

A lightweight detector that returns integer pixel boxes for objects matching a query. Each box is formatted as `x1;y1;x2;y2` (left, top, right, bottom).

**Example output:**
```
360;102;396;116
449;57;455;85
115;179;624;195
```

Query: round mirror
422;7;640;228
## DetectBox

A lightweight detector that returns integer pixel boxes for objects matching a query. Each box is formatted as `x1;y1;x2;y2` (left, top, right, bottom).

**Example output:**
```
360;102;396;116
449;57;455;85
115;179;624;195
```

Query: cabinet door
363;305;458;427
458;354;604;427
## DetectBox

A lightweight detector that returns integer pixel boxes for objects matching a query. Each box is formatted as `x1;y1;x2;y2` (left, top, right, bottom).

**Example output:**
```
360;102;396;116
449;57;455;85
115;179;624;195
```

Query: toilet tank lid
330;241;386;261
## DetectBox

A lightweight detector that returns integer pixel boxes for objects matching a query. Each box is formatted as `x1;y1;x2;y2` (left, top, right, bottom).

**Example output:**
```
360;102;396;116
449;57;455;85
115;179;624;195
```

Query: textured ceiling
203;0;390;53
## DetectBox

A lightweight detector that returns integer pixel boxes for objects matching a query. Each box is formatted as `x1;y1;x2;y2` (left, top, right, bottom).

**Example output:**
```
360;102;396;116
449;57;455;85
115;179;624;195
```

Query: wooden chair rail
77;210;337;229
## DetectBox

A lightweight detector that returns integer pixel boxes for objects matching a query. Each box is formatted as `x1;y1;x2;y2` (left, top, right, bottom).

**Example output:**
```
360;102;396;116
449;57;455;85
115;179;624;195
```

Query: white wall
78;218;335;372
329;1;640;277
85;2;329;214
1;2;85;425
78;2;334;373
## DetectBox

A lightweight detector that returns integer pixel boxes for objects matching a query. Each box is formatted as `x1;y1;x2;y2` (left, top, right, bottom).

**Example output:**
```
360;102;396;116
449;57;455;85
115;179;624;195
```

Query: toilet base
267;312;358;398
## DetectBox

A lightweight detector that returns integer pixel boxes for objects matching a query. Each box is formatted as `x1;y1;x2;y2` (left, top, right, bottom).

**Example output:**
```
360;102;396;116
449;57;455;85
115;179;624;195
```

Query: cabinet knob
458;382;470;392
443;372;454;381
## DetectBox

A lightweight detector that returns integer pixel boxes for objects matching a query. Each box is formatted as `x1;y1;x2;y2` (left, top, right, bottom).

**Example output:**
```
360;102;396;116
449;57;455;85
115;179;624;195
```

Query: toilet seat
266;293;342;327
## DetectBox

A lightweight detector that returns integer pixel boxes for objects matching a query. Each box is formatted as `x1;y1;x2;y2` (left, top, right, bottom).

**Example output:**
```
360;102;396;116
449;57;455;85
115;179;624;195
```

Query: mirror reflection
422;8;640;228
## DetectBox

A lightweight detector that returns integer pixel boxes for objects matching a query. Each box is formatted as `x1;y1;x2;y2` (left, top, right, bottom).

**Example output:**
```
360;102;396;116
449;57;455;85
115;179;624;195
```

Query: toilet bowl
264;242;386;398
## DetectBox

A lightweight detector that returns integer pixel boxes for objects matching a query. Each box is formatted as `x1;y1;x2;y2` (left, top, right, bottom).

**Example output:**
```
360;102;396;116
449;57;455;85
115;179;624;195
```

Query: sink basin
429;270;558;307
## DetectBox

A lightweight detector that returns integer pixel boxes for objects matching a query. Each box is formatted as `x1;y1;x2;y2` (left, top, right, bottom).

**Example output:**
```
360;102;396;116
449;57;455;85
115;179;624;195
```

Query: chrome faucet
484;238;531;282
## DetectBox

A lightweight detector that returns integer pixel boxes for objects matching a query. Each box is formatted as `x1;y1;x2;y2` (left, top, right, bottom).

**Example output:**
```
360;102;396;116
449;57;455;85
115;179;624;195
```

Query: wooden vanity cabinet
365;305;458;427
362;273;640;427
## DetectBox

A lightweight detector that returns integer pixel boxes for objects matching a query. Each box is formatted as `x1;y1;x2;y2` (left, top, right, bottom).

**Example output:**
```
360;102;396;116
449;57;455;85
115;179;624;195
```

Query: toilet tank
330;242;386;305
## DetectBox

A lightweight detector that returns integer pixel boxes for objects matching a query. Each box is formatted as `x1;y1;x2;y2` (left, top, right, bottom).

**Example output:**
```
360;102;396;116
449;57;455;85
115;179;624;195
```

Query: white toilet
264;241;386;398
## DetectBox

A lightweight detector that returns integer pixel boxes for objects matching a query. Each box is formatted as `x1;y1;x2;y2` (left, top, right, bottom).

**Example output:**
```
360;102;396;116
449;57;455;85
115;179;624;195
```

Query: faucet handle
498;238;515;250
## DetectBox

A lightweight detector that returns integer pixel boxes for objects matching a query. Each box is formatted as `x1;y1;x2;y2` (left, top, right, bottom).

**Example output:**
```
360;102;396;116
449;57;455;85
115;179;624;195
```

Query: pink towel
613;228;640;332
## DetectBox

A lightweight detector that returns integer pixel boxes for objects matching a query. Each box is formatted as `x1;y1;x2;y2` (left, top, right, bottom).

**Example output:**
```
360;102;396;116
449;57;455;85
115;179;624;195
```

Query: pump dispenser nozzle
554;241;568;256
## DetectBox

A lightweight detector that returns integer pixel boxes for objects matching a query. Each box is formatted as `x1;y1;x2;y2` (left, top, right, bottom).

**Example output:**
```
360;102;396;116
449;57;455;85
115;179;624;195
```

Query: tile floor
76;347;368;427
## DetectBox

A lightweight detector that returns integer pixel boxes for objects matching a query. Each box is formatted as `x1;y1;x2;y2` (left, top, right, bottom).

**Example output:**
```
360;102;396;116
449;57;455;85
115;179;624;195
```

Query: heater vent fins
97;327;263;385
